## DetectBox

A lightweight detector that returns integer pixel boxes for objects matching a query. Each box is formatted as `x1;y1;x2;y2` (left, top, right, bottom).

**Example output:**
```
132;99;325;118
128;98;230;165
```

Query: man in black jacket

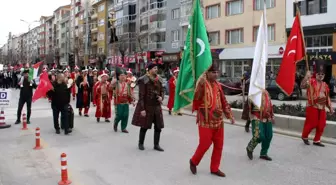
15;69;37;125
47;73;72;135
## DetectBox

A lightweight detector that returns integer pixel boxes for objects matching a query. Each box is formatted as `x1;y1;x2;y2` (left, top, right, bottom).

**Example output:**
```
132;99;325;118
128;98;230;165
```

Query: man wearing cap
189;64;234;177
76;66;93;117
132;61;165;151
94;70;113;122
301;60;333;147
113;67;134;133
15;69;37;125
167;67;181;116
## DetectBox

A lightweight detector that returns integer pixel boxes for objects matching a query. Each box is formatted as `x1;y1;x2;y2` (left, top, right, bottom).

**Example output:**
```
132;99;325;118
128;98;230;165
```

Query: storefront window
224;61;232;77
234;61;242;78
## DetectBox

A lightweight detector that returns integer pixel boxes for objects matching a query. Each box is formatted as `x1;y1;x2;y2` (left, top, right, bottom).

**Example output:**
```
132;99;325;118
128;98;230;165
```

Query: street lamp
20;19;39;63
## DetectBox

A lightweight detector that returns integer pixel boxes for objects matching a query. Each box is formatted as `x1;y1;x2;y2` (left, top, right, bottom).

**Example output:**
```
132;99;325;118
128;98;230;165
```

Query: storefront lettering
163;55;178;62
307;54;332;61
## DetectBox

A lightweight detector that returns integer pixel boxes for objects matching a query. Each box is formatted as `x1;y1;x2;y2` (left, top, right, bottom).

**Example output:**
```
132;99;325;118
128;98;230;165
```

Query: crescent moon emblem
290;35;297;43
287;50;296;56
196;38;205;57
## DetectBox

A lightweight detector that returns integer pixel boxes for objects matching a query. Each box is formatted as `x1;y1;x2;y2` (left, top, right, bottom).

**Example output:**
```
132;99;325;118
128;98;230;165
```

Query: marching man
301;60;333;147
71;65;80;100
167;67;181;115
76;66;93;117
94;70;113;123
113;67;134;133
189;64;234;177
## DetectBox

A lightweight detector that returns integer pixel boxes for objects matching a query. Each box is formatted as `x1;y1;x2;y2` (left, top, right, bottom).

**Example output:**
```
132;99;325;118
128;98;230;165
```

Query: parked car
218;77;247;95
266;80;299;101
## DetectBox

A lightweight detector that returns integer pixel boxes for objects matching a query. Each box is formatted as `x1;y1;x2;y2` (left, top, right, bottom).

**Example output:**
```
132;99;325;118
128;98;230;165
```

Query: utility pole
66;22;69;66
84;0;90;65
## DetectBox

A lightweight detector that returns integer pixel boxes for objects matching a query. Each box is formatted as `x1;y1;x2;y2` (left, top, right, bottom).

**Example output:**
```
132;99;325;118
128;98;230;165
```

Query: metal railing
148;42;165;50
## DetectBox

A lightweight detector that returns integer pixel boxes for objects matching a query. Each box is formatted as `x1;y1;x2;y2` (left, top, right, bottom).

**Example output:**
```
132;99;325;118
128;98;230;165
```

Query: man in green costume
246;90;274;161
112;67;134;133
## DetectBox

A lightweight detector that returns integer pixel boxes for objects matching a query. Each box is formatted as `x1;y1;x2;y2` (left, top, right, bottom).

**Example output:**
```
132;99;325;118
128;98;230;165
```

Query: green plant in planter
229;101;336;121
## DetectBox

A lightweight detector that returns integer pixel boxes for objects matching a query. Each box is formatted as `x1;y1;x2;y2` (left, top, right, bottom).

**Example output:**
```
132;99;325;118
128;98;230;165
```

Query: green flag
173;0;212;112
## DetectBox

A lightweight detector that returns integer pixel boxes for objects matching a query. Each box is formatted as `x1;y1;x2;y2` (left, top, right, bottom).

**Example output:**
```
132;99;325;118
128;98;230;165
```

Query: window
172;8;180;19
116;10;123;19
305;34;333;48
172;30;179;41
61;23;66;28
208;31;220;45
116;27;123;35
294;0;327;16
61;33;65;38
253;24;275;41
98;4;105;12
206;4;220;19
254;0;275;10
98;48;103;53
226;29;243;44
181;3;192;17
226;0;243;16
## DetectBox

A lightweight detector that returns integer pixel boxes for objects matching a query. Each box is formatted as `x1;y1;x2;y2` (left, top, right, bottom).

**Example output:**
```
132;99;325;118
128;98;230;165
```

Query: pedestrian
245;90;274;161
131;61;165;152
301;60;334;147
167;67;181;116
113;67;134;133
94;70;113;123
14;69;37;125
76;66;93;117
47;73;72;135
189;63;234;177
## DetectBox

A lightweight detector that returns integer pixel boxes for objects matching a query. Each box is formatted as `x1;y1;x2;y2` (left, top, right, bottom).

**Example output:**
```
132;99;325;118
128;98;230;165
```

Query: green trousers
114;104;129;130
247;120;273;156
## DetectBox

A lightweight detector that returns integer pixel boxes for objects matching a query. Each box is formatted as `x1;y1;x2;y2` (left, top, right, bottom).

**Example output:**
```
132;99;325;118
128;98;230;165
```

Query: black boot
138;129;147;150
154;130;164;152
245;119;251;133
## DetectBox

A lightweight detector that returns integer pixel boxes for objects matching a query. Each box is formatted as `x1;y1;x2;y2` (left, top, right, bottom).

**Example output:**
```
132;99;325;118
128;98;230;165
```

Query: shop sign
306;53;333;61
162;54;178;62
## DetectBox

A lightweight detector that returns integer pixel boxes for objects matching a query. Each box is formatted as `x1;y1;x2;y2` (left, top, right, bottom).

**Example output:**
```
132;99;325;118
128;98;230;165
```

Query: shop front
219;45;285;78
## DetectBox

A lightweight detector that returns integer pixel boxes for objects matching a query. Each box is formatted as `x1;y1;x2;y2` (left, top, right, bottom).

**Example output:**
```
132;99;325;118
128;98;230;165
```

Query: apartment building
27;26;39;62
72;0;83;65
38;16;49;60
45;16;55;63
60;12;71;66
286;0;336;80
107;0;137;68
203;0;286;78
53;5;71;66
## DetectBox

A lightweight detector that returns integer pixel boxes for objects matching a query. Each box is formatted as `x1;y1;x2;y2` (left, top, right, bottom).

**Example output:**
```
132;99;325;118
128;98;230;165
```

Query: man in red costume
301;60;333;147
167;67;181;115
76;66;93;117
189;64;234;177
94;70;113;122
71;65;80;100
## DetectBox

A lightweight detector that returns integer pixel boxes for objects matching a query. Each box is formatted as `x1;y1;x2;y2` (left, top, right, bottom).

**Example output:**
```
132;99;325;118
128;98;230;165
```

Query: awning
219;44;286;60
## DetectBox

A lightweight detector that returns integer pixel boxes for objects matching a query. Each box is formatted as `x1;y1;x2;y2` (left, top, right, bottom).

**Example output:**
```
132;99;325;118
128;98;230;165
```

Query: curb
162;107;336;145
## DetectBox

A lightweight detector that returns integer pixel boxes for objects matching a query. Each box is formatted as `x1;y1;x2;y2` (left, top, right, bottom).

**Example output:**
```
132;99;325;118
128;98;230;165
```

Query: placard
0;89;11;107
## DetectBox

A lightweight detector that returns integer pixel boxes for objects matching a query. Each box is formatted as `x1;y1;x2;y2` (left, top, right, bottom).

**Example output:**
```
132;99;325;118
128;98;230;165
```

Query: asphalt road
0;90;336;185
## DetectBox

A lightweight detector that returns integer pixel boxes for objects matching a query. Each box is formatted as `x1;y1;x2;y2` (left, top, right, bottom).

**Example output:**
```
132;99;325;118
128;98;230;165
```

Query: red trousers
191;126;224;173
79;108;89;115
302;106;326;142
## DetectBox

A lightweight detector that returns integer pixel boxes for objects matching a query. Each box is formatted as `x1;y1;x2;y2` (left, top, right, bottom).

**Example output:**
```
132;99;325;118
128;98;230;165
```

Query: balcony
180;0;192;4
148;42;165;51
91;12;98;20
149;1;167;10
123;14;137;24
91;27;98;33
140;24;149;33
91;39;98;46
149;21;166;33
180;16;189;26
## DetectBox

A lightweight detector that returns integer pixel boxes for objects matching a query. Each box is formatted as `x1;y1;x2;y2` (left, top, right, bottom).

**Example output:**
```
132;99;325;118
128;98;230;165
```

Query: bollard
21;113;28;130
0;109;11;129
58;153;72;185
33;127;42;150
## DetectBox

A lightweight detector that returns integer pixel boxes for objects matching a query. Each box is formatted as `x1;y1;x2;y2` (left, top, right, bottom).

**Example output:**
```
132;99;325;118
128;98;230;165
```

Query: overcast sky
0;0;70;46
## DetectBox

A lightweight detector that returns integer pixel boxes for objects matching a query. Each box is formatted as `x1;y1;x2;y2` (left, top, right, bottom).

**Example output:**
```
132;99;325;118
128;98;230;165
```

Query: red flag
276;14;305;96
32;72;53;102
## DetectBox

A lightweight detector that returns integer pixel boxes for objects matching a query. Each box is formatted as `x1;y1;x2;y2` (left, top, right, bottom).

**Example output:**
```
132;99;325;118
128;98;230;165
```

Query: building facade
27;26;39;62
203;0;286;78
45;16;55;64
286;0;336;81
38;16;48;61
60;12;71;66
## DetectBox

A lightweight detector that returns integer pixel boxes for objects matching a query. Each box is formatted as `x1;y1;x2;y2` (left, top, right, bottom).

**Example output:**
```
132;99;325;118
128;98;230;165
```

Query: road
0;90;336;185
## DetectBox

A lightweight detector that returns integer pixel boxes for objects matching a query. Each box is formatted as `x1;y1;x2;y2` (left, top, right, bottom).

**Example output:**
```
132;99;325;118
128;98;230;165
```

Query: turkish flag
32;72;53;102
276;14;305;96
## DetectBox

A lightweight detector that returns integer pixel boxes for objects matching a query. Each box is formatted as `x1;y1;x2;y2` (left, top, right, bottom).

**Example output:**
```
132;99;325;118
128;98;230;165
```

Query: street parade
0;0;336;184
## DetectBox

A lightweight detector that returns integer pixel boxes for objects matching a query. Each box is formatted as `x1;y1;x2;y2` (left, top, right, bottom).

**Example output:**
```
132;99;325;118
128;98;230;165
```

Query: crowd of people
9;58;332;178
